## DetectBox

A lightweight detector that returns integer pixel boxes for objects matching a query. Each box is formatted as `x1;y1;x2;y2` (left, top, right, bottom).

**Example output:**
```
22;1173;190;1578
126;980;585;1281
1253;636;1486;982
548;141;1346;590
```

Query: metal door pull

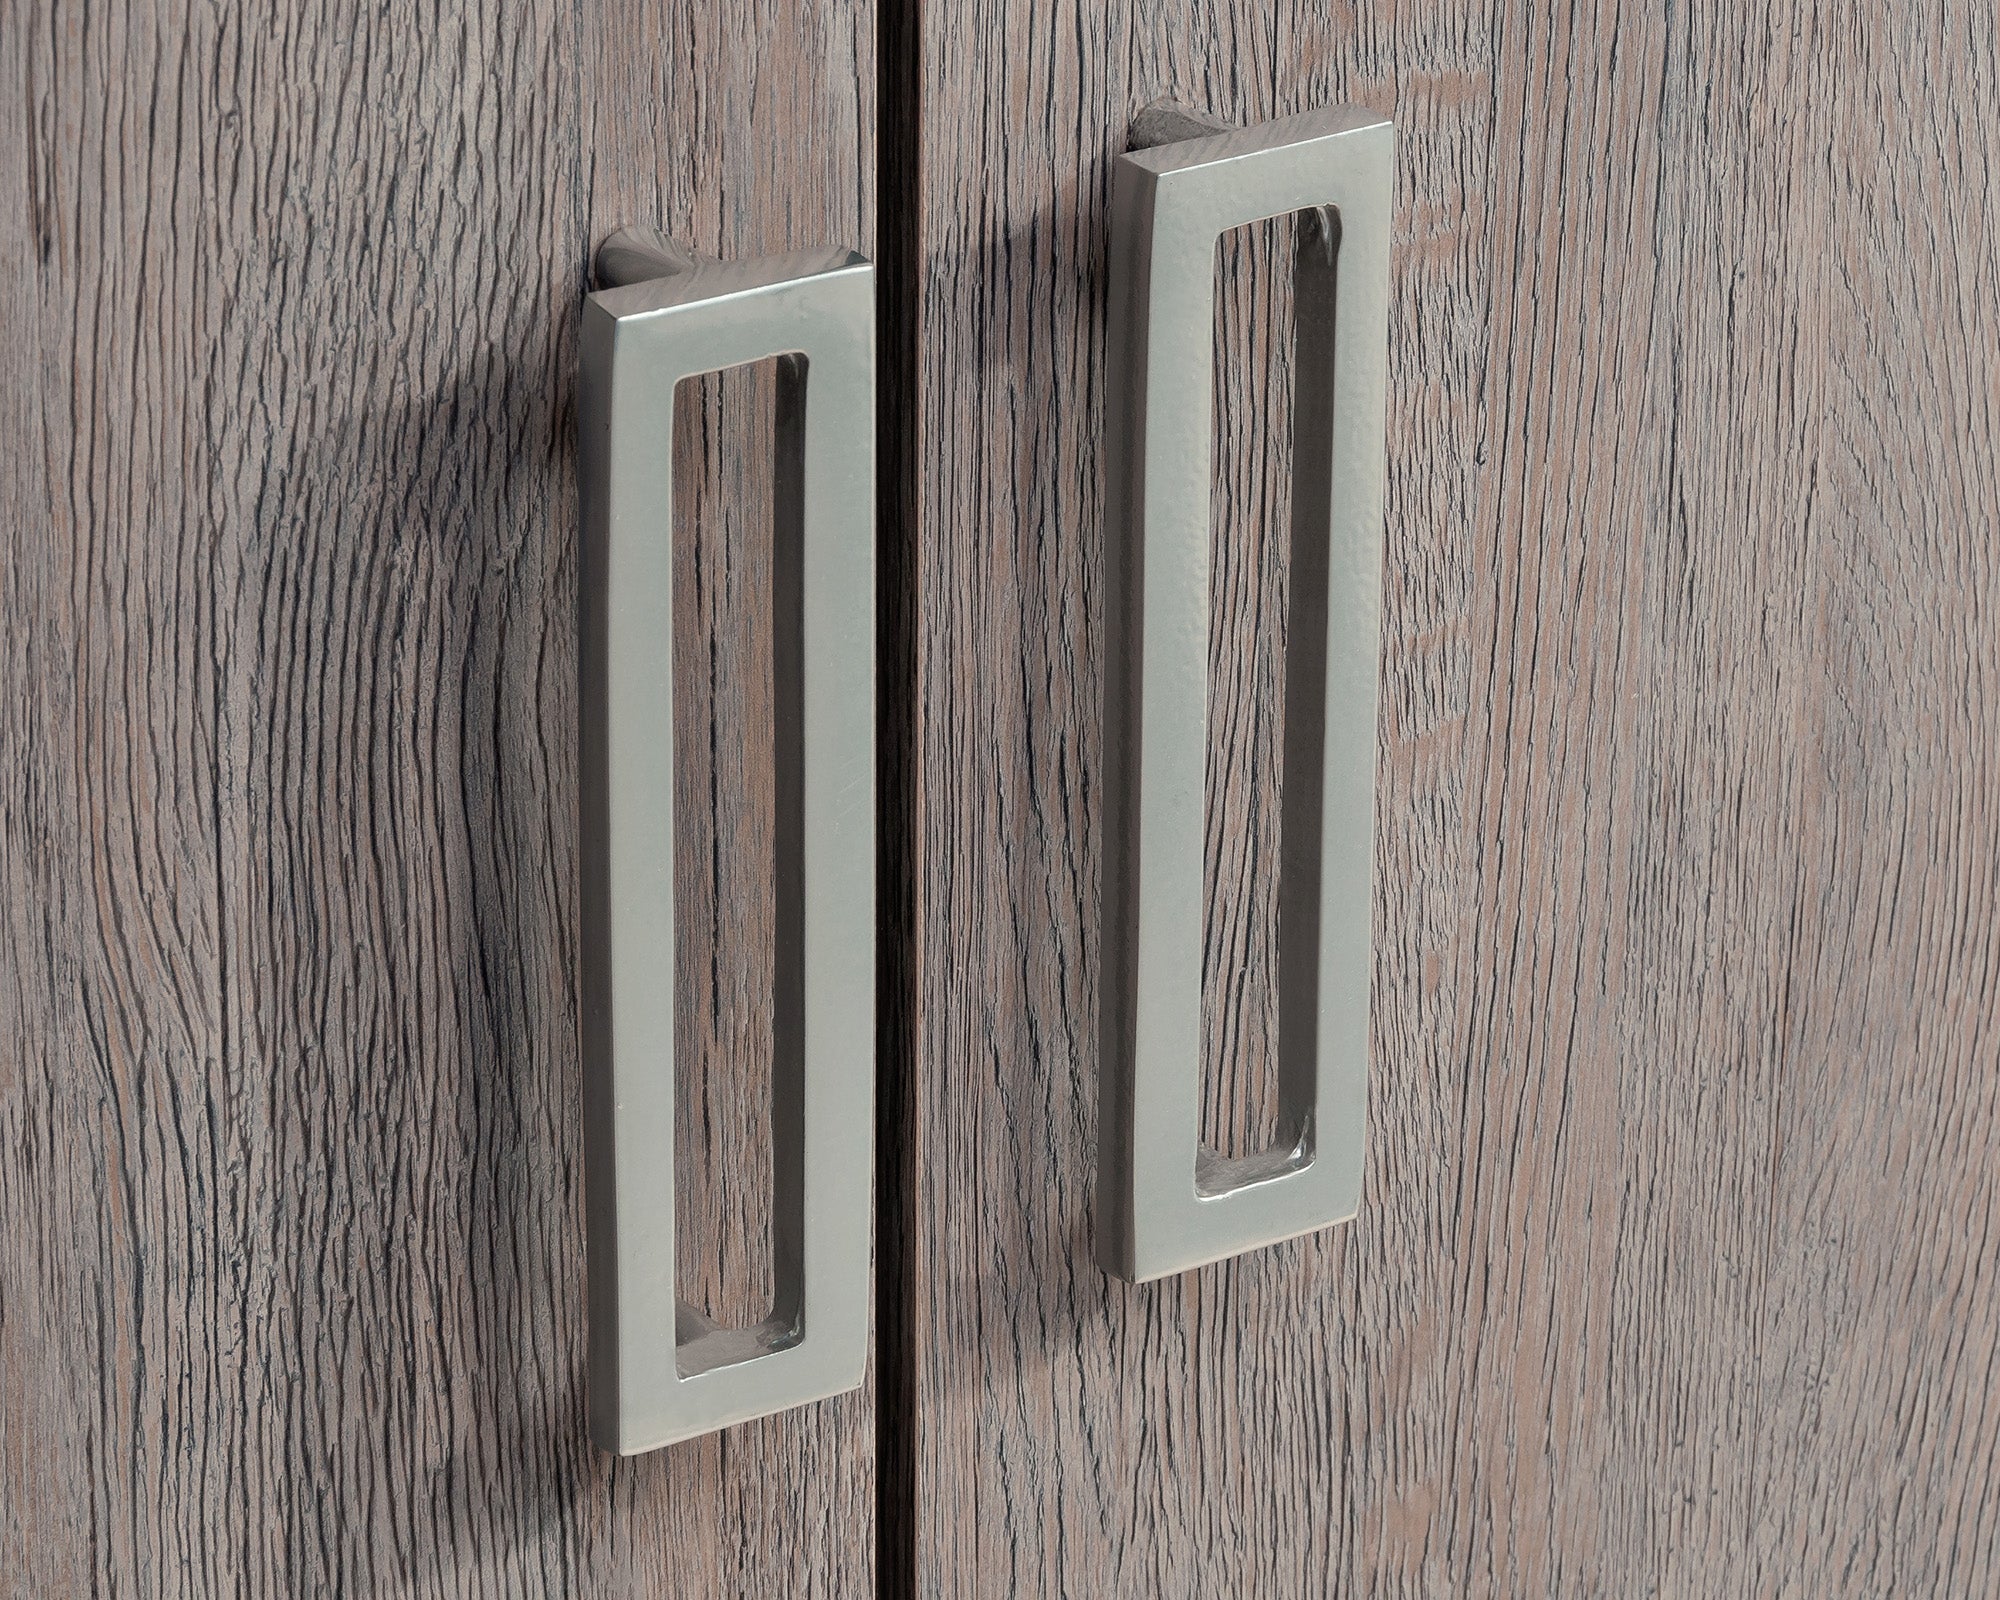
1098;103;1393;1281
578;226;876;1451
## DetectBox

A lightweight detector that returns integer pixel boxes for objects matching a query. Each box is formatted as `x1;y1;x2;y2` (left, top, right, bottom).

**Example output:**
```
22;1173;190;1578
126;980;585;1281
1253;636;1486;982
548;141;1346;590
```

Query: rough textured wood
1202;211;1300;1159
0;0;875;1592
671;357;782;1329
901;0;2000;1594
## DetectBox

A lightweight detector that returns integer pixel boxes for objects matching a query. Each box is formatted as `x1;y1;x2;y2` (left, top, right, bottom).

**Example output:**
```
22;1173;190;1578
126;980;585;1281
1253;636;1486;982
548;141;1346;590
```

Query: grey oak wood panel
895;0;2000;1593
1201;210;1300;1160
0;0;875;1592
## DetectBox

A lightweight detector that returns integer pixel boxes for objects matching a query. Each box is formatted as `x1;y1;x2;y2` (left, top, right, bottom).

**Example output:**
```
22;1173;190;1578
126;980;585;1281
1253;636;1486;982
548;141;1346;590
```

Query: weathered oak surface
0;0;875;1592
897;1;2000;1594
10;0;2000;1591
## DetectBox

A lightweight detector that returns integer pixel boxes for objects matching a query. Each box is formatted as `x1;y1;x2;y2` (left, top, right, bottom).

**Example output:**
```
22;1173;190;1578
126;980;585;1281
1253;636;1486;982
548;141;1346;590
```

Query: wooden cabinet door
0;0;876;1591
882;2;2000;1594
11;0;2000;1593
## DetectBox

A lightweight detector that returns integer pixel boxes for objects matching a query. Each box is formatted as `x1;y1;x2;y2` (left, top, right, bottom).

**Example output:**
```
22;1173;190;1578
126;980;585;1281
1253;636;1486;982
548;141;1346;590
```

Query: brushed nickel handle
577;227;876;1452
1098;103;1393;1282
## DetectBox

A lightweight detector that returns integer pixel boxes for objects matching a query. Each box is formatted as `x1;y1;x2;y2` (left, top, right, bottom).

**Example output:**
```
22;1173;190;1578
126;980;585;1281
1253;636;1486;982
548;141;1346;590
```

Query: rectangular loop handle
578;244;875;1452
1099;107;1393;1282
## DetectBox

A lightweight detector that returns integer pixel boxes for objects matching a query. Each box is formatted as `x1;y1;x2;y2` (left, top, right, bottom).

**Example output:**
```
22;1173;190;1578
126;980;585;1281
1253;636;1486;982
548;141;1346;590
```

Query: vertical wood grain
900;0;2000;1593
0;0;876;1592
669;356;782;1329
1201;212;1300;1160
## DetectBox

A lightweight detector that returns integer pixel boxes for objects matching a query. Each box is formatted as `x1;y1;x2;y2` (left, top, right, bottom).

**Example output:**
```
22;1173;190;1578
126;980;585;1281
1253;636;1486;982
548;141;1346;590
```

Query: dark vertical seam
873;0;922;1593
